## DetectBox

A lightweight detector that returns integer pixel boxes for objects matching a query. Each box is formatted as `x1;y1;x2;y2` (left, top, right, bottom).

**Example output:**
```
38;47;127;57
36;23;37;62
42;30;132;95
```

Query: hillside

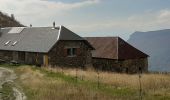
128;29;170;72
0;11;24;27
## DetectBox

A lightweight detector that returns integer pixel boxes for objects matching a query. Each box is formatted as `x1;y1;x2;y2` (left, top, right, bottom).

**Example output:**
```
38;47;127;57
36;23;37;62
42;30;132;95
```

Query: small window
4;40;11;46
67;48;77;57
12;41;18;46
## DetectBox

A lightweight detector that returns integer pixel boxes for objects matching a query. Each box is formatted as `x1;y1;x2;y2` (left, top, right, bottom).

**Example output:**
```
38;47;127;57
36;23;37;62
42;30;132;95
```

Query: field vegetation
1;65;170;100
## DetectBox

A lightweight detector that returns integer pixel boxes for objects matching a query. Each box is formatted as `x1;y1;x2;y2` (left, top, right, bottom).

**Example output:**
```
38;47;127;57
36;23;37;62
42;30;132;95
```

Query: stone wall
121;58;148;73
92;57;148;73
0;40;92;67
0;50;44;65
48;40;92;68
0;50;13;62
25;52;44;65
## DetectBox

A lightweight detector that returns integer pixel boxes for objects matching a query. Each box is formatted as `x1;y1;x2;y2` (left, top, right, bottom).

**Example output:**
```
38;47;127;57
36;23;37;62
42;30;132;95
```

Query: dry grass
10;65;170;100
14;66;117;100
45;67;170;89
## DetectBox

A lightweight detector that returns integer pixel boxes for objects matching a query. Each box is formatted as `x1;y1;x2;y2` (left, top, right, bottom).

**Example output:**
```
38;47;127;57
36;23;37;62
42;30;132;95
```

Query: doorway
18;52;25;63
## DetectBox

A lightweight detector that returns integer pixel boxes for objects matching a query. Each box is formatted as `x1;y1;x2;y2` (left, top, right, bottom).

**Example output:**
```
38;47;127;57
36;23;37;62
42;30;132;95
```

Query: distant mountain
0;11;24;27
128;29;170;72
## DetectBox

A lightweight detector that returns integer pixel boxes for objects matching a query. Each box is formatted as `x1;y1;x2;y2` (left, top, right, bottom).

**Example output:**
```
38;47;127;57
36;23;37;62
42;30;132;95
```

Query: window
67;48;77;57
8;27;25;34
4;40;11;46
12;41;18;46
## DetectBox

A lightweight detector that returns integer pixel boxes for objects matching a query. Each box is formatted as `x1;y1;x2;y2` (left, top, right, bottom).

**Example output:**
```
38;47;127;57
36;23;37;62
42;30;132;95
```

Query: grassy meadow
2;65;170;100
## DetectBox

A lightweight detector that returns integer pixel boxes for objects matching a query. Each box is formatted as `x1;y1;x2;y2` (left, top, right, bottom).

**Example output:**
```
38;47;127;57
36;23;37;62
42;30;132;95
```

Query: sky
0;0;170;40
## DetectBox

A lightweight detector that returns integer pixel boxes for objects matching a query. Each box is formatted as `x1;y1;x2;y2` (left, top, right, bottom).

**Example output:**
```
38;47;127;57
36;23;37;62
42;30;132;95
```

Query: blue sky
0;0;170;40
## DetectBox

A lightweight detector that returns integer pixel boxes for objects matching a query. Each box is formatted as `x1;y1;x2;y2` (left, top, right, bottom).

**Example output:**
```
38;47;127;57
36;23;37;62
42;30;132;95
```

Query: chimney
53;21;55;28
30;24;32;27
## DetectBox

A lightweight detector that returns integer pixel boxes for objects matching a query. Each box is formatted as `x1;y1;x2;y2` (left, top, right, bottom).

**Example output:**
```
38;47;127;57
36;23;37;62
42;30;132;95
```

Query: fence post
50;66;52;73
75;66;78;83
138;67;142;100
97;69;100;89
61;66;63;73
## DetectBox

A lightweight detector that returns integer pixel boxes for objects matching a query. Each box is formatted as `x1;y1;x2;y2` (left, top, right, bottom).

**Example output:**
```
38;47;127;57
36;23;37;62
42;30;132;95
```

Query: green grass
0;82;16;100
0;63;24;70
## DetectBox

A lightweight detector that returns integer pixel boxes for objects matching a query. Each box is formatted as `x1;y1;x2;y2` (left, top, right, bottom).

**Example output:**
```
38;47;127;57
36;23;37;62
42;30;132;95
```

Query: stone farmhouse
0;26;148;73
0;26;94;67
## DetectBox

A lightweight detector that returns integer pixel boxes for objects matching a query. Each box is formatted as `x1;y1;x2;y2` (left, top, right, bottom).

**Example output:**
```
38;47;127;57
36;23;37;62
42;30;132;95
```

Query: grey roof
59;26;85;40
0;26;86;53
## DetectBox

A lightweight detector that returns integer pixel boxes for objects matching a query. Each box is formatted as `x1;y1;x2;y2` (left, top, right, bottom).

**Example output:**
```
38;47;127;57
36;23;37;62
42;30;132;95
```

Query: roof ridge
57;25;62;40
85;36;119;38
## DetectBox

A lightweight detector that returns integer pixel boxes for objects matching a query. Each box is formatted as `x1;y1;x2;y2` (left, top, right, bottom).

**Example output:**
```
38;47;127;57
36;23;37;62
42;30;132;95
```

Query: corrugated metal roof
86;37;149;60
0;26;86;53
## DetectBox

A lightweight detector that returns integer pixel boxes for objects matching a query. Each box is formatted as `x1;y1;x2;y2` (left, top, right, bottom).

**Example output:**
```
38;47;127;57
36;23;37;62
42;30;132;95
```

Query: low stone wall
92;57;148;73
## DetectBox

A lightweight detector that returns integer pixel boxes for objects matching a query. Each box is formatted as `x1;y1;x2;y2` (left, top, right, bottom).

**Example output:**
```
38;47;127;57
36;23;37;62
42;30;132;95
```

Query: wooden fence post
97;69;100;89
76;66;78;83
138;66;142;100
61;66;63;73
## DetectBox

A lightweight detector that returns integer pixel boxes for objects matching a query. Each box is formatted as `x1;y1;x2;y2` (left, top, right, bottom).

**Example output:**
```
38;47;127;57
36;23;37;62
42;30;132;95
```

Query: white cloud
56;9;170;40
157;10;170;25
126;10;170;31
158;10;170;19
68;9;170;39
0;0;99;12
0;0;100;26
1;0;170;40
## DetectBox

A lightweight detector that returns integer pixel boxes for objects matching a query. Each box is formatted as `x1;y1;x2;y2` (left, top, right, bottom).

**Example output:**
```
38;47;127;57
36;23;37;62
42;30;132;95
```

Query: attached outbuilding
86;37;149;73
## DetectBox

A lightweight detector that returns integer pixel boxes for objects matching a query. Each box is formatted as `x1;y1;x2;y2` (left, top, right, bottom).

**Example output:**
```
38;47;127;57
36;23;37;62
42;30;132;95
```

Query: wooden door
18;52;25;63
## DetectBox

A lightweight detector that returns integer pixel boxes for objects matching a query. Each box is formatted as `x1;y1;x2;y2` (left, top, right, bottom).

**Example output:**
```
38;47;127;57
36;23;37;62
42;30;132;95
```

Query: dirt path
0;67;26;100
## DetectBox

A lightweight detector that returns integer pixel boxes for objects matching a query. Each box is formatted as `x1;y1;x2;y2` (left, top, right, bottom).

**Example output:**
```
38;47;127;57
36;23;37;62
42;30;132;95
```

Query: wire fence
45;66;144;99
